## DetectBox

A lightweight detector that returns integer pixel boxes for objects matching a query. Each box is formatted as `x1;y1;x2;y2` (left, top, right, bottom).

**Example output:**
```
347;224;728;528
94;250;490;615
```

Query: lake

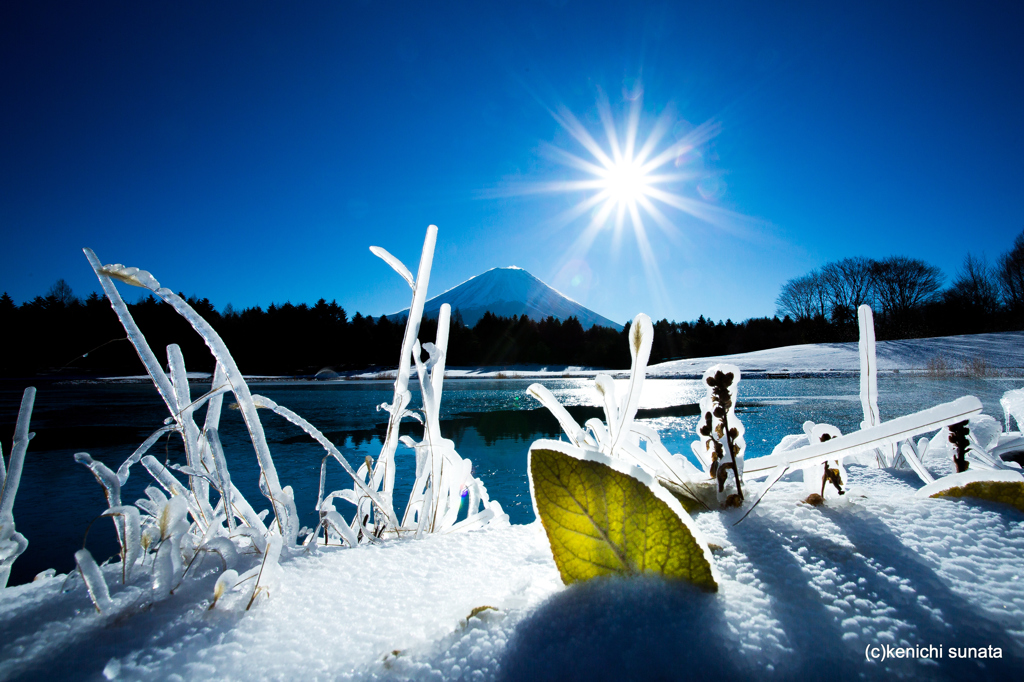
0;374;1017;586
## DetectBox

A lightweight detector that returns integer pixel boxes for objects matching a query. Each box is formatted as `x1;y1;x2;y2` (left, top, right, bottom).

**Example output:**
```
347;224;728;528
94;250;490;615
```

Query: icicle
75;549;113;613
202;363;228;432
250;394;391;520
0;388;35;588
526;384;586;446
84;250;178;416
140;455;204;524
595;375;619;443
321;509;359;547
167;344;212;522
105;505;141;583
74;453;122;508
900;440;935;484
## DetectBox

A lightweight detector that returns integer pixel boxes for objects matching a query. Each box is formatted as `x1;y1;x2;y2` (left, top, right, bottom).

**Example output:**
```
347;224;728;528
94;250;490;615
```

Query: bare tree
45;279;77;307
944;253;1000;317
776;270;827;320
997;230;1024;315
821;256;874;320
871;256;943;324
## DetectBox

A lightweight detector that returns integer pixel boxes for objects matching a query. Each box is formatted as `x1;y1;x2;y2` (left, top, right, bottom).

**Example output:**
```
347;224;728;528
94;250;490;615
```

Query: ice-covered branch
369;226;437;531
86;248;294;543
527;314;702;508
0;388;36;589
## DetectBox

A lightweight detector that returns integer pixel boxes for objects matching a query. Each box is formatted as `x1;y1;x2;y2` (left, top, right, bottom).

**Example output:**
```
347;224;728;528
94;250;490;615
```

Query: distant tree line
0;289;631;376
2;230;1022;377
775;230;1024;339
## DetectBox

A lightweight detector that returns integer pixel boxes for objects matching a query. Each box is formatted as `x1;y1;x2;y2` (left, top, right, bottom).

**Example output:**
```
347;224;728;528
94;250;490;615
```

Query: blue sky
1;1;1022;325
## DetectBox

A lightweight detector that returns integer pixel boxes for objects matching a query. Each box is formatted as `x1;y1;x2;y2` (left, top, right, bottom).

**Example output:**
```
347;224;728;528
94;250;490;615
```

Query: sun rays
531;90;726;310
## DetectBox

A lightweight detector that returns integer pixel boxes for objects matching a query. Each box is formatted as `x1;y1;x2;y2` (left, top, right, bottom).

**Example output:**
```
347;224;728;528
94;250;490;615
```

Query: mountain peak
389;267;621;330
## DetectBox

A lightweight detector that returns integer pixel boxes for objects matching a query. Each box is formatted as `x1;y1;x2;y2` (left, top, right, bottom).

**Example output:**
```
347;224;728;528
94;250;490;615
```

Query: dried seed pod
948;420;970;473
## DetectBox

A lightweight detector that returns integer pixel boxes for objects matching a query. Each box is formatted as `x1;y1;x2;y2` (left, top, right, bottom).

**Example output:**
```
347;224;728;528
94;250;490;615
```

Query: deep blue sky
2;1;1022;325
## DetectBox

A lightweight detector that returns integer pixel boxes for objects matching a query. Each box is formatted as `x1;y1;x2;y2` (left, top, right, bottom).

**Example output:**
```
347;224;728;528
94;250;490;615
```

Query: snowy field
1;454;1021;681
646;330;1024;378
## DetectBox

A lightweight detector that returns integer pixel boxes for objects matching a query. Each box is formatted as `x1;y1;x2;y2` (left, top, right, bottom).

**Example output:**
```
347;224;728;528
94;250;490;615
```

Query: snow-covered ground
4;330;1023;681
1;450;1021;681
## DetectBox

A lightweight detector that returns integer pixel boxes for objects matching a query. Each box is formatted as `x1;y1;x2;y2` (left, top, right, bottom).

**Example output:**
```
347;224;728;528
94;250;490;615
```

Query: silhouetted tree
821;256;874;325
870;256;943;332
997;229;1024;321
943;254;1000;330
776;270;827;321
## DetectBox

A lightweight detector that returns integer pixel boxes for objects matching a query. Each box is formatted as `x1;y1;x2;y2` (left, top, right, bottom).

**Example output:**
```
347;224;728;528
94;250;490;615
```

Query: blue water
0;375;1016;587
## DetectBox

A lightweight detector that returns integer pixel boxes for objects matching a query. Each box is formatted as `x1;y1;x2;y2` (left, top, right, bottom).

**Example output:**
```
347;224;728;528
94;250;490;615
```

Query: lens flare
491;84;761;312
532;88;727;308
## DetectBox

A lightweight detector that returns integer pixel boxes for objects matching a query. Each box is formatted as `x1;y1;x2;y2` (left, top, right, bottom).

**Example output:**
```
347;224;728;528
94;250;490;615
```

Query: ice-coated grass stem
0;387;36;519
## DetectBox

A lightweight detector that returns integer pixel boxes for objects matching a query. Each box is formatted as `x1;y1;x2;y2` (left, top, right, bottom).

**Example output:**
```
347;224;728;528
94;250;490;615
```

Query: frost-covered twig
527;314;705;509
66;231;507;616
367;227;438;532
0;388;35;588
400;305;507;535
858;305;898;467
85;248;295;542
746;396;984;479
71;249;307;612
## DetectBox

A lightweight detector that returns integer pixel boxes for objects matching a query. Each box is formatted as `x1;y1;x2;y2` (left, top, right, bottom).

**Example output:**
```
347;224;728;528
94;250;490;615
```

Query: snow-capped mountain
390;266;622;330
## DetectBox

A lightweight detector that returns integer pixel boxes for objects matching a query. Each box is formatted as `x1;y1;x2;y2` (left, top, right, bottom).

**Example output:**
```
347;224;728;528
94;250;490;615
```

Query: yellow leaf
931;480;1024;513
529;444;717;591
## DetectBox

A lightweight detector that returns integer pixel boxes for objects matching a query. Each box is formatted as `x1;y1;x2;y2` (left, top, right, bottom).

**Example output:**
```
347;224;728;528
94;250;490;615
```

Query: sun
536;88;729;249
499;86;746;310
493;85;752;310
541;90;725;258
601;157;650;205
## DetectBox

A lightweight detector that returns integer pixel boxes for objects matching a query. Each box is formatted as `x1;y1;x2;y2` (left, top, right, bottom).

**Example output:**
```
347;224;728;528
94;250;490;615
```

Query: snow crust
2;461;1022;680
